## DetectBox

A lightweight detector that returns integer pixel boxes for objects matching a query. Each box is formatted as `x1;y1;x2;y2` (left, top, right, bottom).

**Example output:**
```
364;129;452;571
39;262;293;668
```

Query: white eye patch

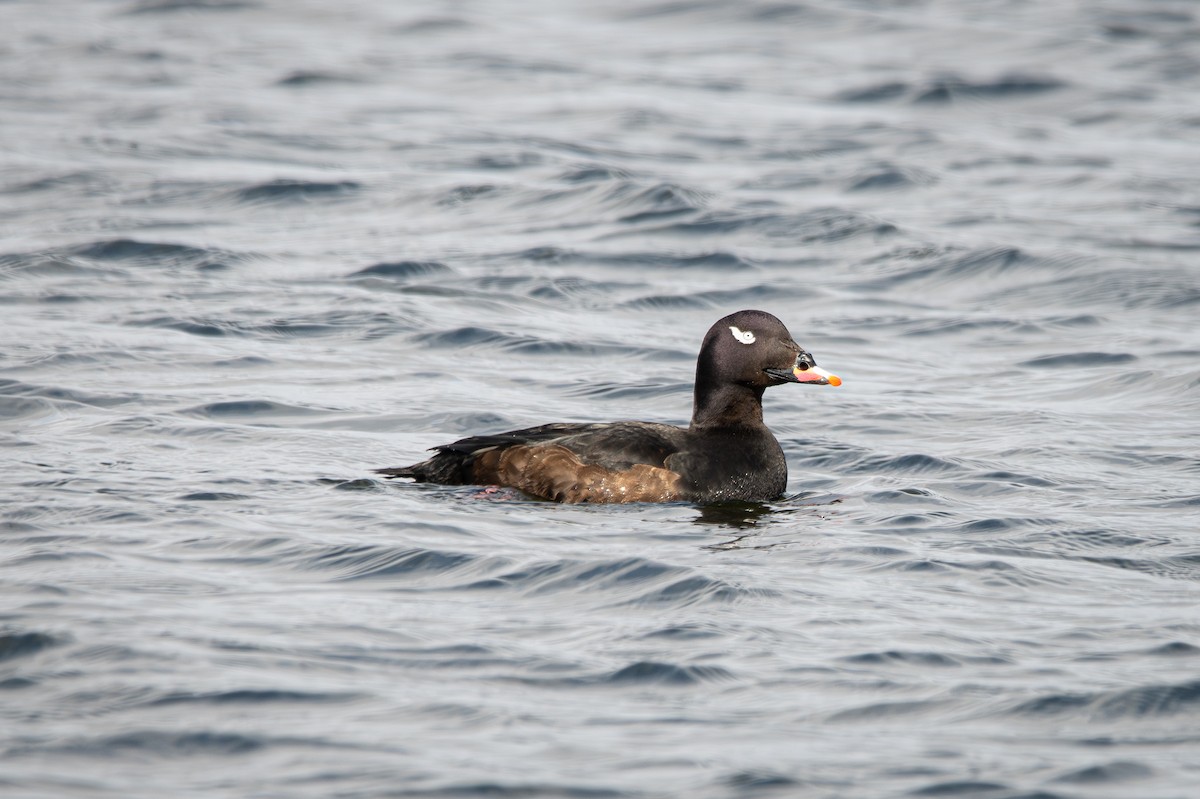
729;326;756;344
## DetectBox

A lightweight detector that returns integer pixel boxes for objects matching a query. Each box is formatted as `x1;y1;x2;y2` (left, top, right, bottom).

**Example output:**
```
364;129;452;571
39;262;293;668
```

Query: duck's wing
376;421;691;503
375;422;606;483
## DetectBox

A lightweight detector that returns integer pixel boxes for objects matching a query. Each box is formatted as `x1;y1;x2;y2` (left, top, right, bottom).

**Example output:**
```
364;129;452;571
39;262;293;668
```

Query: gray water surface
3;1;1200;797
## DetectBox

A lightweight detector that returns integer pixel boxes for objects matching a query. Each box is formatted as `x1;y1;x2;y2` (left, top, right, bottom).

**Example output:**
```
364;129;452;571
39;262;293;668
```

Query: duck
375;309;840;503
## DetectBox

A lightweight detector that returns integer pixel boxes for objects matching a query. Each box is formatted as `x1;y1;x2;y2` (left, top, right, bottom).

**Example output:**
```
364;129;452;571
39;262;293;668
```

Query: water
3;1;1199;797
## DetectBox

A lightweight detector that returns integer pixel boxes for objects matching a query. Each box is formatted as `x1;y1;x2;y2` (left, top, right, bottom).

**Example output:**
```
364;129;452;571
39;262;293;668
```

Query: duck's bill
766;365;842;386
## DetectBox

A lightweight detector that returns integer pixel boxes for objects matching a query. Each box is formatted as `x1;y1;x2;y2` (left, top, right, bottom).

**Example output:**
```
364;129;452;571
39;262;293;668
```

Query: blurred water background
3;1;1199;797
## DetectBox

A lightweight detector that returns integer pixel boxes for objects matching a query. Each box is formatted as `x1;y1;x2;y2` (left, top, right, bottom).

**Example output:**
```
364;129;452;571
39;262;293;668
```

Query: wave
610;206;899;242
232;178;361;204
912;73;1067;103
126;310;405;340
0;238;250;279
0;630;65;662
1009;679;1200;720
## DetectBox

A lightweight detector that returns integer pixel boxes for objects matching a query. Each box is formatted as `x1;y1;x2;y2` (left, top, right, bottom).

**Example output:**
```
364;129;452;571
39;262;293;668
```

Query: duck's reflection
695;493;844;549
693;501;774;529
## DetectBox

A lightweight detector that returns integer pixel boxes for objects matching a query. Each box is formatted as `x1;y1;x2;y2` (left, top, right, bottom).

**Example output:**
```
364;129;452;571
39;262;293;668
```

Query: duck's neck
690;380;765;431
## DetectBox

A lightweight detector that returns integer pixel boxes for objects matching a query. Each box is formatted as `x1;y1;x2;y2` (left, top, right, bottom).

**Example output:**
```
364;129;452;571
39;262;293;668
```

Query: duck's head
699;309;841;390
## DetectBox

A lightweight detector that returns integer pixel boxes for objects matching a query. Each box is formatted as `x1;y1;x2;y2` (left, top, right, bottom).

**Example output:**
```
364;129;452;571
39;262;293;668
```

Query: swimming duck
376;309;840;503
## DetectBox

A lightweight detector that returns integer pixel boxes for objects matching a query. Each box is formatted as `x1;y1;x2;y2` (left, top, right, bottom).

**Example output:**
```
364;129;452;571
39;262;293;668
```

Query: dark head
691;310;839;428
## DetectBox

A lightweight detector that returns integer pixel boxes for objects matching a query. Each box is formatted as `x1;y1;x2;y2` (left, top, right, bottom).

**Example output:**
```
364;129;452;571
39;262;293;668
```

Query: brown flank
472;444;684;504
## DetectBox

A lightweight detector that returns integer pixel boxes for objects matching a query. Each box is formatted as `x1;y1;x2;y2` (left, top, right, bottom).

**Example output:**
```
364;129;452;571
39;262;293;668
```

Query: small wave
275;71;361;87
520;177;710;226
1157;495;1200;509
630;574;752;606
907;779;1013;796
511;245;574;263
622;0;730;20
1009;679;1200;720
987;267;1200;311
619;281;821;311
840;71;1065;102
913;73;1066;103
7;545;117;567
0;379;139;411
70;238;244;270
0;630;64;662
127;317;227;337
95;414;258;443
860;245;1042;293
0;170;107;195
1020;352;1137;369
827;699;951;723
127;310;400;339
609;182;709;224
280;543;504;584
892;317;1023;338
723;770;800;790
487;556;757;607
841;650;961;668
846;453;967;476
835;81;910;103
1074;550;1200;582
210;356;274;368
384;782;623;798
417;325;675;359
604;660;734;686
847;164;937;192
124;0;255;14
418;325;543;349
978;470;1057;488
558;164;632;183
10;727;398;761
176;492;252;501
1;239;251;281
349;260;452;280
53;729;267;756
619;293;712;310
528;276;648;304
147;688;357;707
0;396;59;423
437;183;504;207
563;380;687;401
620;206;898;242
330;478;380;492
232;178;361;203
594;250;758;271
624;0;821;24
1145;641;1200;657
393;16;472;34
0;251;109;279
178;399;330;420
959;519;1034;539
1050;760;1154;785
641;623;721;640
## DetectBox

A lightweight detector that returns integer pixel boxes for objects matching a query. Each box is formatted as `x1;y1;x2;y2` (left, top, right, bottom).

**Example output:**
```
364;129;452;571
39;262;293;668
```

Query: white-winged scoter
376;309;840;503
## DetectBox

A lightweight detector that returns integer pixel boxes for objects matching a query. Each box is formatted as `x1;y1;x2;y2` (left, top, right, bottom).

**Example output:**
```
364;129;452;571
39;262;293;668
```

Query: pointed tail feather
374;450;474;484
374;466;418;479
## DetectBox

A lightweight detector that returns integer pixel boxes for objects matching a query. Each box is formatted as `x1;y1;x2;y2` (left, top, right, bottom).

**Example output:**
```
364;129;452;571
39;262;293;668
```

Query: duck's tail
374;466;419;479
374;449;475;484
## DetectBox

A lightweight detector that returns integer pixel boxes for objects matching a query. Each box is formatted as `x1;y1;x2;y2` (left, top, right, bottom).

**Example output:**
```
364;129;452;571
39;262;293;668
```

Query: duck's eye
728;326;756;344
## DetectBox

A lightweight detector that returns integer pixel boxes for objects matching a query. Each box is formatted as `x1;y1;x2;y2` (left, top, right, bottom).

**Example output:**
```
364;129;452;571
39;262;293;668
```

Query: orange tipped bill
793;365;842;386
